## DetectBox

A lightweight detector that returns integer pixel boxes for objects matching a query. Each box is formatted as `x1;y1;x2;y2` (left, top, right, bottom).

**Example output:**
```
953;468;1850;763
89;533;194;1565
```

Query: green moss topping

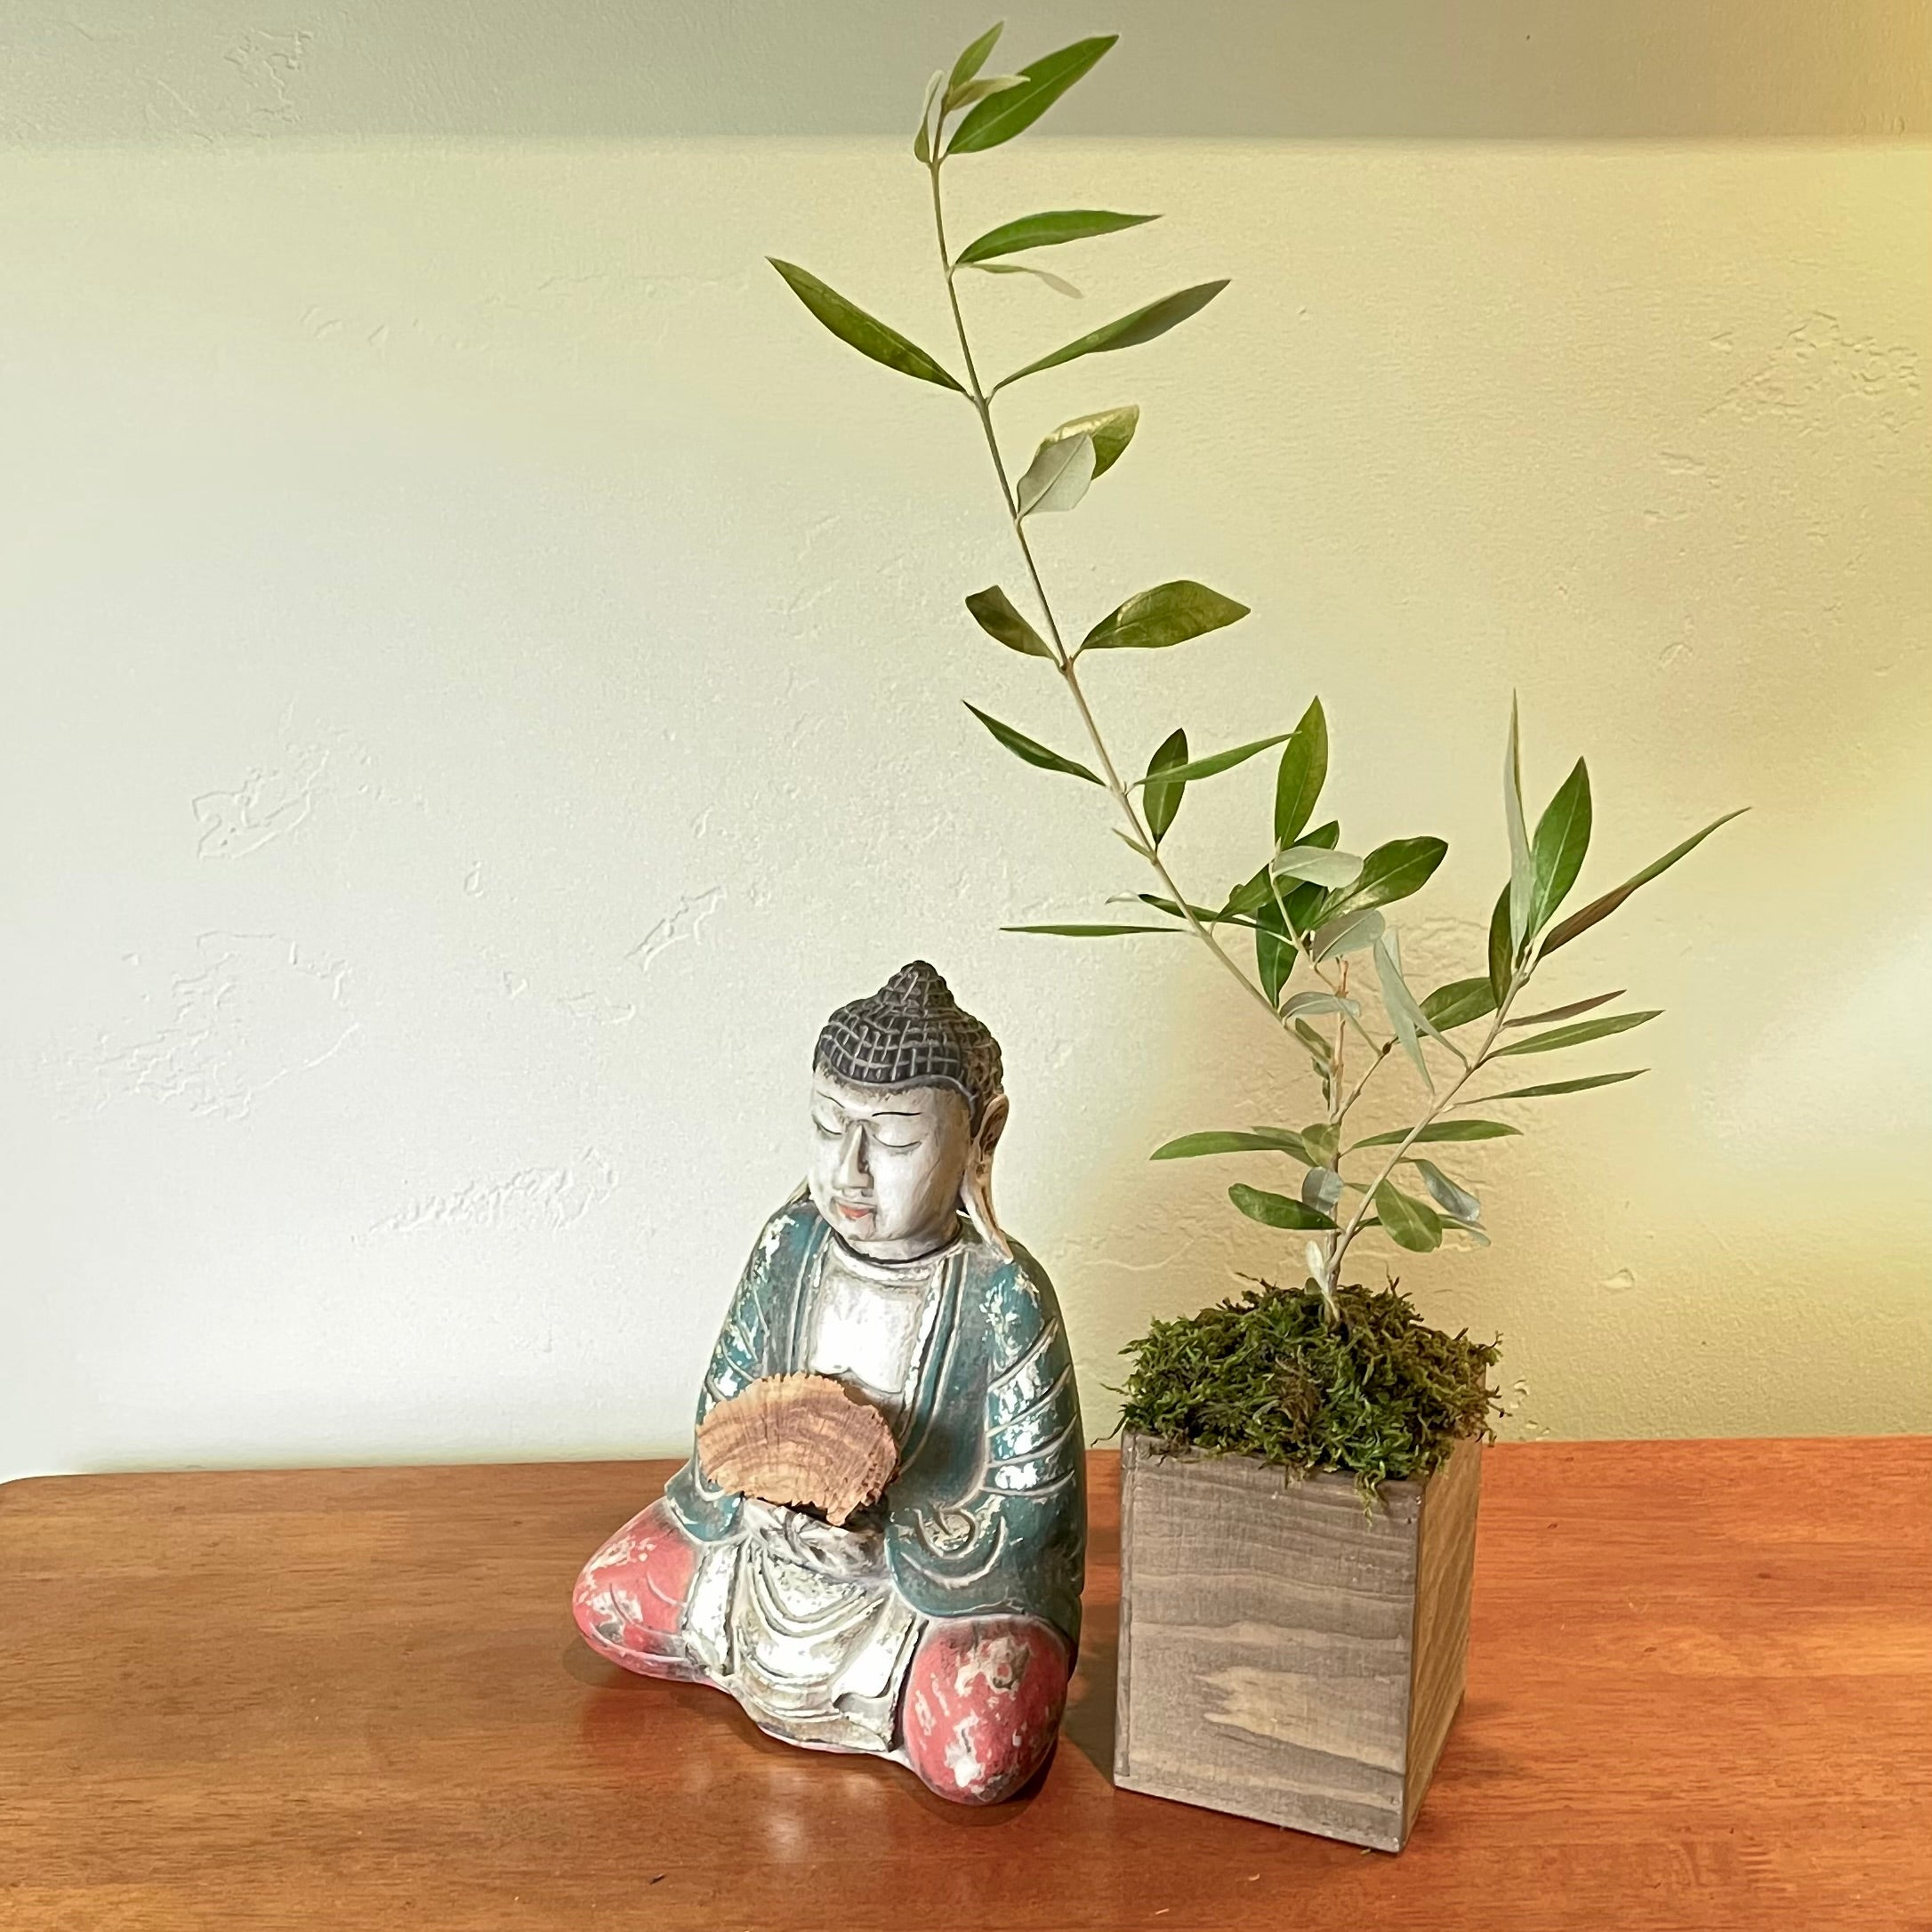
1117;1281;1499;1496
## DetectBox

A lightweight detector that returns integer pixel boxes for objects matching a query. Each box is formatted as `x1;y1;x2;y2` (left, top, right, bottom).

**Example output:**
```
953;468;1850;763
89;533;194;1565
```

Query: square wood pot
1114;1430;1482;1851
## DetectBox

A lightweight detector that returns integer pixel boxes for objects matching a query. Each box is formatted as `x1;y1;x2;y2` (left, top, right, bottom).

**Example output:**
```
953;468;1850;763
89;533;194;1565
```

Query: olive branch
769;23;1742;1316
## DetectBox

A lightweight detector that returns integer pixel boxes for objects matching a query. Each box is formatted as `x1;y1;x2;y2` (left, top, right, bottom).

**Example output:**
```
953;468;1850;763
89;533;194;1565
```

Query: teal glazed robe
664;1199;1087;1654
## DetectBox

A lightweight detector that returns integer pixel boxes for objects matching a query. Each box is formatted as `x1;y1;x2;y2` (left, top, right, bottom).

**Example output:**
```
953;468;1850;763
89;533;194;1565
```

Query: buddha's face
808;1068;974;1261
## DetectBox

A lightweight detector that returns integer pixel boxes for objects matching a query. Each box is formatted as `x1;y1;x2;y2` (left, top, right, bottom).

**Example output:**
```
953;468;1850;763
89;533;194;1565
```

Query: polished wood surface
3;1439;1928;1931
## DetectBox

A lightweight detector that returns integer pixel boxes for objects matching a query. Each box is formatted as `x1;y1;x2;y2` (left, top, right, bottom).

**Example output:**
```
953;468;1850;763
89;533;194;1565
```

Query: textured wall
3;9;1928;1480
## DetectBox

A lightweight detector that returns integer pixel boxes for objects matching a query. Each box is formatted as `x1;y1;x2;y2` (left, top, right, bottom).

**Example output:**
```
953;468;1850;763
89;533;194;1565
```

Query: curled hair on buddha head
813;961;1011;1257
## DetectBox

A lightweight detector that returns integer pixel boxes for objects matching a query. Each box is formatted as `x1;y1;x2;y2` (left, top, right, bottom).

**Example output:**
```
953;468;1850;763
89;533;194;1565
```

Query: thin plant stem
926;156;1279;1032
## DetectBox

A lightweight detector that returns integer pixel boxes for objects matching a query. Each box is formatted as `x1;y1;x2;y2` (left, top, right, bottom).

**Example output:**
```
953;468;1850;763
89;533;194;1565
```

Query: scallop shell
696;1373;898;1526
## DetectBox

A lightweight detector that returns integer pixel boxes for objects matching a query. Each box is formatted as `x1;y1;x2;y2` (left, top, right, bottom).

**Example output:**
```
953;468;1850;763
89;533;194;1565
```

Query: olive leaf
1526;758;1591;937
1229;1182;1336;1231
1318;837;1448;922
768;260;964;392
1490;1010;1660;1058
1002;922;1175;936
1142;729;1188;845
1301;1167;1345;1215
996;282;1229;390
1153;1129;1312;1161
946;75;1028;112
1486;884;1514;1003
1271;845;1362;890
1350;1120;1520;1148
1373;1180;1443;1252
1015;431;1096;515
1413;1159;1481;1224
1311;906;1385;961
946;20;1004;93
913;69;946;162
1504;696;1534;952
962;702;1100;783
955;209;1158;265
1255;902;1293;1006
1504;989;1624;1028
1472;1068;1647;1101
1137;891;1260;930
1277;990;1358;1021
1081;580;1249;653
1131;732;1289;786
1373;937;1434;1090
1299;1122;1341;1165
964;585;1053;658
1034;404;1139;479
1542;809;1747;954
1421;976;1498;1031
967;262;1083;298
947;35;1118;153
1273;697;1327;846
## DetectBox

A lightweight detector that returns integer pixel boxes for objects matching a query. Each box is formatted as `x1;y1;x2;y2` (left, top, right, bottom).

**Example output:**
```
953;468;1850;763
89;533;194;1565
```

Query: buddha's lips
833;1198;873;1223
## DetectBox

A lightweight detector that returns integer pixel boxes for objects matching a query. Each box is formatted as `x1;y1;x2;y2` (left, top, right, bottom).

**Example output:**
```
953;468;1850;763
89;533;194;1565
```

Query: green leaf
1002;922;1174;936
1373;938;1433;1090
947;21;1004;93
1082;579;1249;654
1256;902;1293;1006
1135;731;1289;786
947;34;1117;153
1373;1180;1443;1252
1473;1068;1647;1101
945;74;1028;112
1135;730;1187;849
1277;990;1356;1021
1542;809;1747;955
1271;844;1362;890
1229;1182;1335;1231
1273;697;1328;846
963;702;1101;784
1350;1120;1521;1149
1301;1167;1345;1216
1413;1159;1481;1225
1504;696;1533;952
1299;1122;1341;1166
1015;431;1096;515
1312;907;1384;961
996;282;1230;390
913;69;946;162
1421;976;1498;1031
1505;990;1624;1028
1137;891;1259;930
1035;404;1139;480
768;260;964;392
966;261;1083;298
1527;758;1591;937
1486;884;1513;1003
1153;1130;1312;1162
956;209;1158;266
1322;837;1448;921
1491;1010;1661;1058
964;585;1053;659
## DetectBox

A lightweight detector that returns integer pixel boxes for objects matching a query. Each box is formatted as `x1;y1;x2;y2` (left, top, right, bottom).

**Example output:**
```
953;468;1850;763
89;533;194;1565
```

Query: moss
1116;1279;1500;1499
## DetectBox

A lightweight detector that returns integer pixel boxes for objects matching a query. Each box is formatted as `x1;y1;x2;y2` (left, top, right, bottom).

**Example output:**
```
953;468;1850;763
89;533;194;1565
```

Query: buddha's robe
578;1198;1085;1791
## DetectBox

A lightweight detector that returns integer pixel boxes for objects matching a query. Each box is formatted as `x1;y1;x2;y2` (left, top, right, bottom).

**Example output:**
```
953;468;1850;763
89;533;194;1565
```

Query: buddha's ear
975;1091;1010;1158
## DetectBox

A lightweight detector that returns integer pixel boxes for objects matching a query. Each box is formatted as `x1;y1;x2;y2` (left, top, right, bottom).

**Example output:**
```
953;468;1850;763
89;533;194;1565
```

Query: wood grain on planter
1116;1431;1482;1850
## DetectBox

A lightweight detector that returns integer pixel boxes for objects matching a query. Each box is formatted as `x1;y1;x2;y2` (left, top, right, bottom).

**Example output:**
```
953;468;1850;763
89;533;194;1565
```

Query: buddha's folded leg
900;1614;1070;1805
572;1498;707;1682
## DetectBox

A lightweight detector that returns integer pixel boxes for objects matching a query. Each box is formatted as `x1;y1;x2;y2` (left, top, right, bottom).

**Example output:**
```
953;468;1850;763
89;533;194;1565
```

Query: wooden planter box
1114;1431;1482;1851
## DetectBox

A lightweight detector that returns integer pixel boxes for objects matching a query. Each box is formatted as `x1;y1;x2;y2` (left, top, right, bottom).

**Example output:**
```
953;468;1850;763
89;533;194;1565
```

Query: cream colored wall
3;15;1928;1479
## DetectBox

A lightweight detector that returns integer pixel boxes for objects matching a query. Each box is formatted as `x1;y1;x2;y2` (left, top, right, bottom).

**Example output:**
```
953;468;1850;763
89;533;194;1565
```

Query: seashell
696;1373;898;1526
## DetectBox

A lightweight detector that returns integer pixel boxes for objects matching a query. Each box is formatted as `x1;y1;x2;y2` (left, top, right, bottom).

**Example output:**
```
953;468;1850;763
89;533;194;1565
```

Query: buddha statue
573;962;1086;1803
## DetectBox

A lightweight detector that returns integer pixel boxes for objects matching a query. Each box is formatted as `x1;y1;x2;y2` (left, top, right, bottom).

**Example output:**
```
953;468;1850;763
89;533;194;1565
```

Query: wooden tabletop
3;1438;1928;1932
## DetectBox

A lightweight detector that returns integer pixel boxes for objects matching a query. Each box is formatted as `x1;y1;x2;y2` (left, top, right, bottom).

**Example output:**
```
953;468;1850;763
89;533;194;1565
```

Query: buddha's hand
742;1496;888;1582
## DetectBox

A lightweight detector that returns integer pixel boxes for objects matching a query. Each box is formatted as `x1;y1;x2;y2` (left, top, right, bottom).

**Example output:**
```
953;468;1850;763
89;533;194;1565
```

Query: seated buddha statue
573;961;1086;1804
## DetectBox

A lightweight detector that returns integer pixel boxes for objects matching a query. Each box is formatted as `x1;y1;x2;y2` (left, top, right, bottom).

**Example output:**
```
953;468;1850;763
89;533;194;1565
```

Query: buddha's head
808;961;1009;1262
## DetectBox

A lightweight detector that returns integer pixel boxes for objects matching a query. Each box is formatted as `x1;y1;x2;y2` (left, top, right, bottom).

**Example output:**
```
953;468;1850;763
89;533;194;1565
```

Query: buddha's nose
834;1123;869;1187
